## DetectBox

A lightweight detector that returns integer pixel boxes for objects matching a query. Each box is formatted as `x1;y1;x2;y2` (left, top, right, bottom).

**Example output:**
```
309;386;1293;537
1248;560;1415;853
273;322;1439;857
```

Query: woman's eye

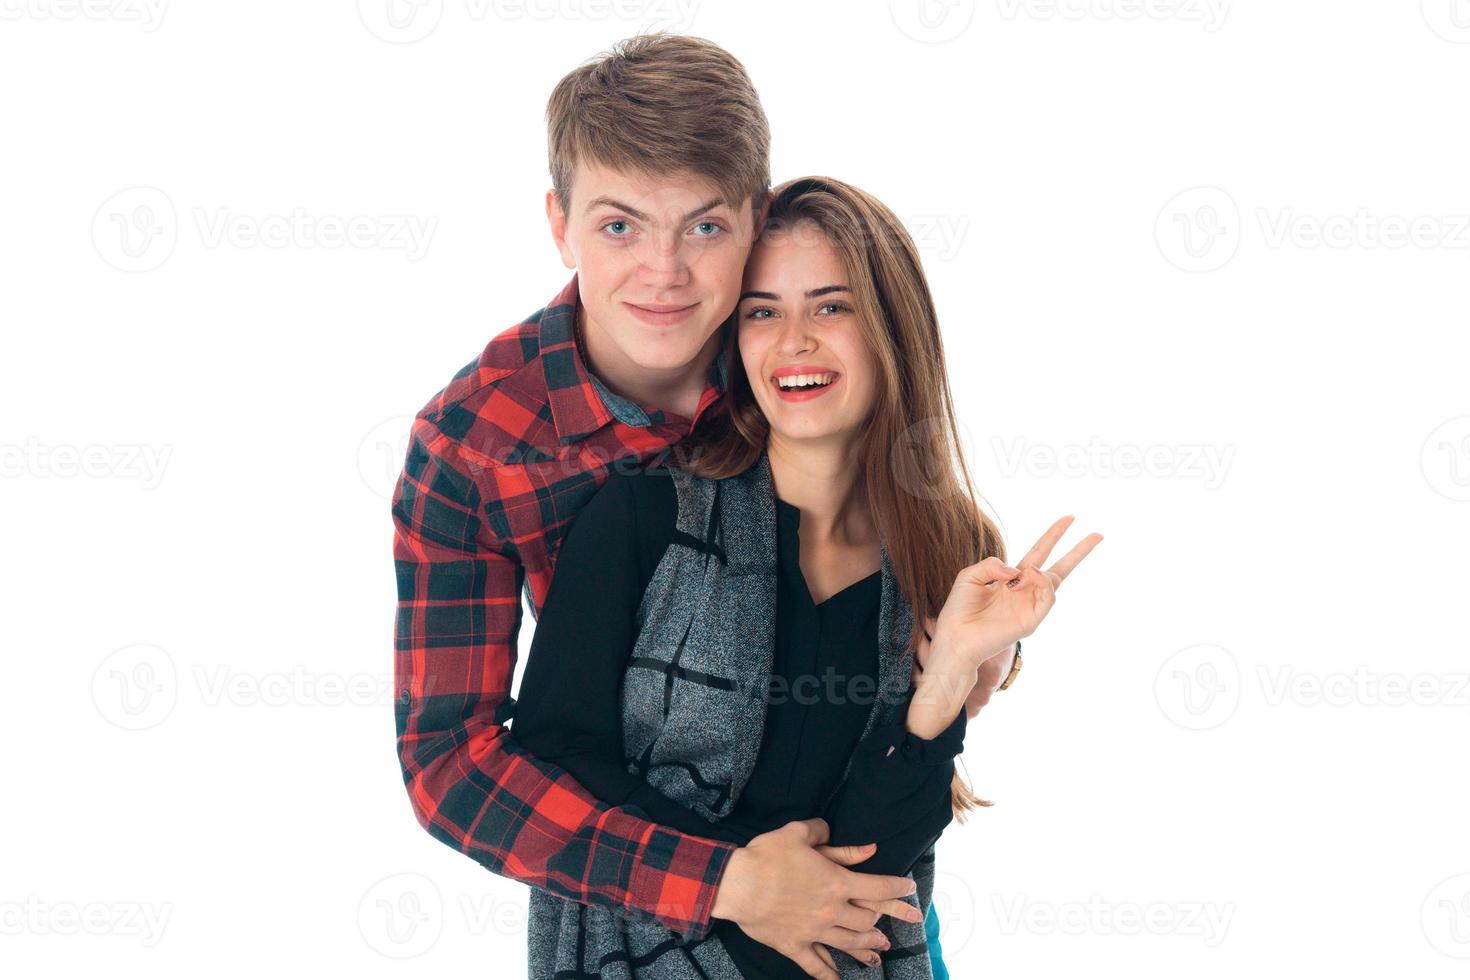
744;307;775;320
602;220;632;236
818;302;849;315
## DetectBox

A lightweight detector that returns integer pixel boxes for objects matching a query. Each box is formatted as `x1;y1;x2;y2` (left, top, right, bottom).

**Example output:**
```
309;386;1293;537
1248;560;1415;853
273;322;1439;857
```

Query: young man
392;33;1009;978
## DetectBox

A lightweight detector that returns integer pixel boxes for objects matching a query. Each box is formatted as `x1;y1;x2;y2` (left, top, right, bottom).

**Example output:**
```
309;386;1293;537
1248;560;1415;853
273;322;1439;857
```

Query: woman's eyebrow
739;285;850;302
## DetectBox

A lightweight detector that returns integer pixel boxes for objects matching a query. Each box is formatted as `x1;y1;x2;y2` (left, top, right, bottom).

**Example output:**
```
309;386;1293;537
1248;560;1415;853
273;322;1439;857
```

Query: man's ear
752;190;774;240
545;188;577;270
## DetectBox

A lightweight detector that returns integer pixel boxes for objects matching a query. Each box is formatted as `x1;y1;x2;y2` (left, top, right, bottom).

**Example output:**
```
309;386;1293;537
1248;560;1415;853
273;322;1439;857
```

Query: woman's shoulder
549;463;679;597
570;461;678;547
586;462;679;588
594;460;677;514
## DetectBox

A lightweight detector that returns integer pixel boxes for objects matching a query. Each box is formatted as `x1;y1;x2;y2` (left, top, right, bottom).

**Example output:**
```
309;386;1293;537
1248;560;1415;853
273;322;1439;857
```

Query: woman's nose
775;316;816;355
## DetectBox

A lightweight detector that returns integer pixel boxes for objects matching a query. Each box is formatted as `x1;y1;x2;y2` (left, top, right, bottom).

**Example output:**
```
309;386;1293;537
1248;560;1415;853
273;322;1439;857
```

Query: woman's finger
830;944;883;969
819;940;887;972
958;555;1022;587
832;900;886;934
793;944;839;980
817;923;888;953
1025;565;1058;610
836;899;881;930
1014;515;1075;569
813;942;848;972
1045;531;1103;586
851;896;925;925
815;842;877;866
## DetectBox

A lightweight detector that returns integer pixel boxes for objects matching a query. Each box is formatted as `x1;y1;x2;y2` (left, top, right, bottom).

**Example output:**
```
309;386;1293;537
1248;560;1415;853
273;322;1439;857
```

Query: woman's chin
764;418;855;449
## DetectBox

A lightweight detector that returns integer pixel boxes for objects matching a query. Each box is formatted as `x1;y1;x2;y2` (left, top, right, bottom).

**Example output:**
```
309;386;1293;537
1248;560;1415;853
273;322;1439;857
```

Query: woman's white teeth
776;373;835;389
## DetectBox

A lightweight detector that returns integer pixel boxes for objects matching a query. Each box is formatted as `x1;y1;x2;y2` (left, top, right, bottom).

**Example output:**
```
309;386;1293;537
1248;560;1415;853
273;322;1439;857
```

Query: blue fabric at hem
924;903;948;979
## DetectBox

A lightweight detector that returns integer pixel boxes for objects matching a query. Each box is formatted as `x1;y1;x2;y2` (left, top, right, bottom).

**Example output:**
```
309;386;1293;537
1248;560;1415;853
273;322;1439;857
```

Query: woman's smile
771;367;842;402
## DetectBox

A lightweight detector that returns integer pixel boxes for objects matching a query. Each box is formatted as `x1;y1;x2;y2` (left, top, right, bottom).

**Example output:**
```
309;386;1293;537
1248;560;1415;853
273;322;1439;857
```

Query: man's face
547;159;761;375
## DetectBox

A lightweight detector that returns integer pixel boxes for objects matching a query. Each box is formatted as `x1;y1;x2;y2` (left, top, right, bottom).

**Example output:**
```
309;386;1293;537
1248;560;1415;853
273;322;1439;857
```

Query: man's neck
576;305;722;421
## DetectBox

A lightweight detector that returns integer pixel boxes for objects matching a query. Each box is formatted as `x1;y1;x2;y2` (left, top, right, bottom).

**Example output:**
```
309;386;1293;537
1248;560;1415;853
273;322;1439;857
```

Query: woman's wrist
907;663;973;740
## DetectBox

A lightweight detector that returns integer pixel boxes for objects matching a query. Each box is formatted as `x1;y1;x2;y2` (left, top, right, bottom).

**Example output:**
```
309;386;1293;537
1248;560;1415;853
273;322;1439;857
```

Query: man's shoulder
415;309;550;424
407;291;575;465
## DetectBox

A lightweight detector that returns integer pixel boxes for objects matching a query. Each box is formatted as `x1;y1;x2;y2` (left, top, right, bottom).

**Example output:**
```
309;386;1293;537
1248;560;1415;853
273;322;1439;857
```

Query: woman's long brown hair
681;176;1007;822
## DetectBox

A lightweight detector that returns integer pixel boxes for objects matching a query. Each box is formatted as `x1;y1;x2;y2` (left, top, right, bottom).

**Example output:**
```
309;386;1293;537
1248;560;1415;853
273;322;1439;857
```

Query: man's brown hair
546;33;771;217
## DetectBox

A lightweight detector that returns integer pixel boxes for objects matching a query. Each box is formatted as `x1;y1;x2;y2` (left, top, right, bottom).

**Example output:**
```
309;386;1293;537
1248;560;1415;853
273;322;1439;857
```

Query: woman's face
737;221;878;450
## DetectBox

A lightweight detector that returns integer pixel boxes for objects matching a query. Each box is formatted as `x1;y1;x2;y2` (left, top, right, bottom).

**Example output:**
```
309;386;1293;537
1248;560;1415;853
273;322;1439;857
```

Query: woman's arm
509;470;752;847
513;468;964;866
820;688;968;877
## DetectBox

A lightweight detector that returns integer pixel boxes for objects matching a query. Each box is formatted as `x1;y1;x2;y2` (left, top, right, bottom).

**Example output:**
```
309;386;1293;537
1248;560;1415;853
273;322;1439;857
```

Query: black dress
511;467;967;979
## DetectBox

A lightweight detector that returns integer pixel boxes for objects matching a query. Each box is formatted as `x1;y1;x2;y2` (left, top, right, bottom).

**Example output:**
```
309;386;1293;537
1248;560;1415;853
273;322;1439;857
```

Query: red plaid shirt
392;274;734;939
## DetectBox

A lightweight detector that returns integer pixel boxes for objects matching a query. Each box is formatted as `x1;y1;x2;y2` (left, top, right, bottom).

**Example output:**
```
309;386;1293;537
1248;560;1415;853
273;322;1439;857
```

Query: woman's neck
765;435;874;547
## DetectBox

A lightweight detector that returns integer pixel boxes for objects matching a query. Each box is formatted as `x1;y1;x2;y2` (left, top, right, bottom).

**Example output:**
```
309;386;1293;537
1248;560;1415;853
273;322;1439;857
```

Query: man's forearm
393;423;737;939
398;709;738;937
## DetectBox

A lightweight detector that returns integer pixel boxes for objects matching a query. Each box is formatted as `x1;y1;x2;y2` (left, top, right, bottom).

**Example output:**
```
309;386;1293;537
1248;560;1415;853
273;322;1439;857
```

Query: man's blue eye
693;221;721;236
604;220;630;236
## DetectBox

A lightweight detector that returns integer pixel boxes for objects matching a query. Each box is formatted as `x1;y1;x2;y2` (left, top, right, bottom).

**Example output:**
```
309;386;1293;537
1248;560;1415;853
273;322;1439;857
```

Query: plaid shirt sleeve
392;413;737;941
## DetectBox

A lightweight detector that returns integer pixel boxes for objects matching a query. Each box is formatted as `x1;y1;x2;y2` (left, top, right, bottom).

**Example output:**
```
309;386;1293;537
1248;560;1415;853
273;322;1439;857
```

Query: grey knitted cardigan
527;450;939;979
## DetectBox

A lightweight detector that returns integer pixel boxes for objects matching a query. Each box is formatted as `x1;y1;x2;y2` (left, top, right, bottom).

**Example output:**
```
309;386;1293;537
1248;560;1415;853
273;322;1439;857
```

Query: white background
3;1;1469;976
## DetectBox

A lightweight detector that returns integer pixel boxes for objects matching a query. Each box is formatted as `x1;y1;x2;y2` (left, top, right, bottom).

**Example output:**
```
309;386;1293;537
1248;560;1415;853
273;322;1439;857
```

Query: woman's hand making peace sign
924;515;1102;678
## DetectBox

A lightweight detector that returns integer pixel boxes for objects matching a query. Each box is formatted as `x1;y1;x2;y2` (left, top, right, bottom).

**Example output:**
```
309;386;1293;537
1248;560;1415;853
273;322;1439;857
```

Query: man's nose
637;231;691;287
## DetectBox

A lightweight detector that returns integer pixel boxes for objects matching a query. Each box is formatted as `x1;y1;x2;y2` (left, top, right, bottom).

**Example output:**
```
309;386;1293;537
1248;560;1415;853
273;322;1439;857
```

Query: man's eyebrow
583;197;727;222
738;285;851;302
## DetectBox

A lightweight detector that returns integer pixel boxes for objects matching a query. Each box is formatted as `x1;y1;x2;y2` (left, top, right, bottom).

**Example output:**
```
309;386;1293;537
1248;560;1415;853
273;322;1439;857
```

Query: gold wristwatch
998;640;1023;691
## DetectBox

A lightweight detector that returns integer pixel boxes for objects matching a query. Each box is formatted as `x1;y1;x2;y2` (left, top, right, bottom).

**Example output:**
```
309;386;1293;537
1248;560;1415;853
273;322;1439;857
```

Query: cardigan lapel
716;451;916;807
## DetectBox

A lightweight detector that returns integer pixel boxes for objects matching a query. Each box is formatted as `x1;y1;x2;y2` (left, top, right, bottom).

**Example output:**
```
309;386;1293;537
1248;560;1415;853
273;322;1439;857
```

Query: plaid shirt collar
540;274;729;446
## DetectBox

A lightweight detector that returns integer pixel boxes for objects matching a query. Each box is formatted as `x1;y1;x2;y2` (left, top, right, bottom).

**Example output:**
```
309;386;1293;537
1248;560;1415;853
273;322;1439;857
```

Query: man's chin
623;346;712;376
612;323;721;368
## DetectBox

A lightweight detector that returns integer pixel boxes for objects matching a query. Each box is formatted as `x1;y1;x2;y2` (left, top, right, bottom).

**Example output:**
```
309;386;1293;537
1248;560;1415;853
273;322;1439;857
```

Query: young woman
511;177;1101;979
